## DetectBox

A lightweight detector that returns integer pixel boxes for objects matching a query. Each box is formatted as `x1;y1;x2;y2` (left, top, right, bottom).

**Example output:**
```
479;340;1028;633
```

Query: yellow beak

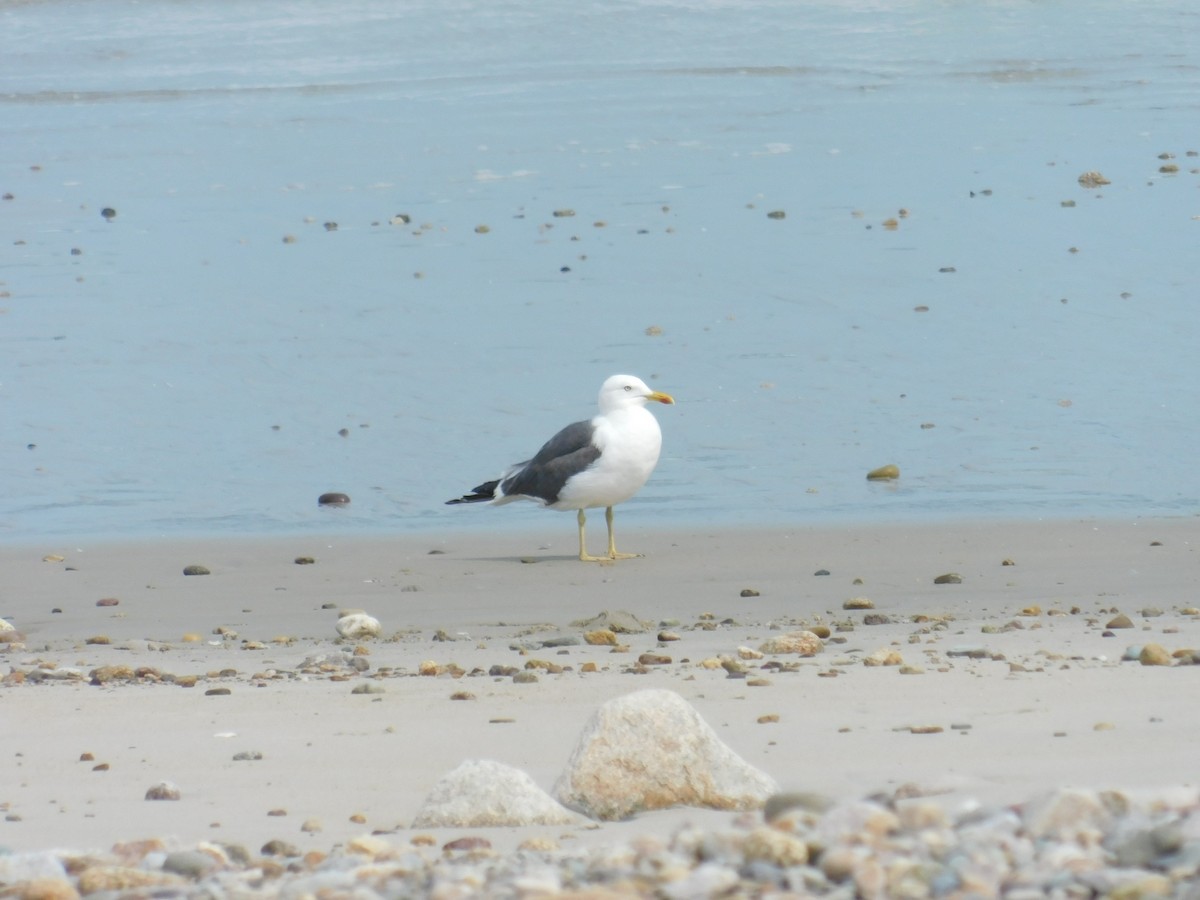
647;391;675;405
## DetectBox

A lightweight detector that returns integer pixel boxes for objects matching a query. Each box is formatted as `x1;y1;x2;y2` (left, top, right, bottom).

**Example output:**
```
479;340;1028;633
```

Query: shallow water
2;0;1198;541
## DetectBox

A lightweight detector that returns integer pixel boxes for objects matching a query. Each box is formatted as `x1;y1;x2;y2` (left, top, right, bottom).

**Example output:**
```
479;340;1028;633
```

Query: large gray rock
412;759;586;828
553;689;778;820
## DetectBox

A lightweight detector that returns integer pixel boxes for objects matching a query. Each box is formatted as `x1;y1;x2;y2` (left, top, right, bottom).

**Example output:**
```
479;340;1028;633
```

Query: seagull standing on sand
447;374;675;562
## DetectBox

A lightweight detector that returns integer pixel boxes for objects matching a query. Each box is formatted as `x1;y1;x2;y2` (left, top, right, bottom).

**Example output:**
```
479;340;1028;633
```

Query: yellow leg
605;505;643;560
578;509;607;562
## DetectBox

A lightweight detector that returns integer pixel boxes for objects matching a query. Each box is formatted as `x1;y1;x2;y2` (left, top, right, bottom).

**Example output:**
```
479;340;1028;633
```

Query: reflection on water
1;0;1197;540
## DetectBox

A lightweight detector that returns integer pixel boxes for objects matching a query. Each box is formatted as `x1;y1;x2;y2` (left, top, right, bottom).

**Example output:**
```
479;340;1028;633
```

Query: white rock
412;759;586;828
0;850;69;882
553;689;778;821
1022;788;1115;842
0;617;15;632
336;613;381;639
660;861;740;899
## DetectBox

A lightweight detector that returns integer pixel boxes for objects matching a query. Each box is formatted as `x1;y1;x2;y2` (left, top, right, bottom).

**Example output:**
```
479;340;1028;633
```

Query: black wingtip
446;480;499;505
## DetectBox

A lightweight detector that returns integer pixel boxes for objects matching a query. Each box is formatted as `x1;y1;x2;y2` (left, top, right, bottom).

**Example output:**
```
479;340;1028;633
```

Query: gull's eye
623;385;632;392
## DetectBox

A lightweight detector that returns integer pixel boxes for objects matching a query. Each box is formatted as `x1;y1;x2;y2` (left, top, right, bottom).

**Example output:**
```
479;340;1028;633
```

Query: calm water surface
2;1;1198;541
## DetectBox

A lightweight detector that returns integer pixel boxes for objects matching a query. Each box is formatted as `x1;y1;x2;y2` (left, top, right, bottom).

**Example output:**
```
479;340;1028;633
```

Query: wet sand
2;517;1198;856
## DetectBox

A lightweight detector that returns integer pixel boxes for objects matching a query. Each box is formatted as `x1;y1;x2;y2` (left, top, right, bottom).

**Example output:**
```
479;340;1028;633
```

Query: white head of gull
447;374;675;561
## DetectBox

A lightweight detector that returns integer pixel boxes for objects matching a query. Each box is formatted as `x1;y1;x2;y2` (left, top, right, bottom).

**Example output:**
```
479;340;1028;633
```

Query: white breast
552;408;662;510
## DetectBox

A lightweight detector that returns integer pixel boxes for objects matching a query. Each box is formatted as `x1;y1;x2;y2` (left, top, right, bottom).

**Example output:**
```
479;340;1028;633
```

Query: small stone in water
318;492;351;506
866;464;900;480
1078;170;1111;187
182;565;210;576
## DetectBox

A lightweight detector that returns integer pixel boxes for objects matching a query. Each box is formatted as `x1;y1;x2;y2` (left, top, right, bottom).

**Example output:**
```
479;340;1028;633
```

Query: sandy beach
3;516;1199;869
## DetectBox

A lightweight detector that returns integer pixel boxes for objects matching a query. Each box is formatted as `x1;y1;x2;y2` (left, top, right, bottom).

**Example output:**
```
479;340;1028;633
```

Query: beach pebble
1107;613;1135;629
2;877;80;900
573;609;653;634
638;653;671;665
161;850;218;879
0;854;70;883
863;649;904;667
1078;170;1111;187
182;565;210;576
336;613;381;639
413;759;586;828
742;826;808;866
260;840;299;857
553;689;778;820
866;464;900;480
740;588;760;597
144;781;182;801
89;665;135;684
77;867;184;894
758;631;823;656
317;492;351;506
947;646;989;659
1138;644;1173;666
584;629;619;645
933;573;963;584
843;597;874;610
1023;787;1115;841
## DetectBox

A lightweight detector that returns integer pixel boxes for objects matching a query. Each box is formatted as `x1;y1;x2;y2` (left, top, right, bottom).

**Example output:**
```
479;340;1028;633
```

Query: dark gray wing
500;419;600;504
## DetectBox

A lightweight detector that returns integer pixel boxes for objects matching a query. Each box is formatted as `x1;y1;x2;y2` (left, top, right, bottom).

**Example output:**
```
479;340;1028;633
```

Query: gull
447;374;674;561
